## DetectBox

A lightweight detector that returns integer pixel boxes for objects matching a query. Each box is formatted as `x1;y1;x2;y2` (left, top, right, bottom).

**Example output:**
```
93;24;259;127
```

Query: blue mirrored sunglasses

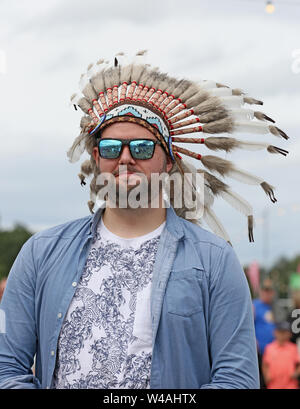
98;138;162;160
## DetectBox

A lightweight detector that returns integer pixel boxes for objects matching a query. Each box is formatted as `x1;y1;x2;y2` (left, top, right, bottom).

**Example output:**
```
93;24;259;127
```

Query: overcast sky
0;0;299;269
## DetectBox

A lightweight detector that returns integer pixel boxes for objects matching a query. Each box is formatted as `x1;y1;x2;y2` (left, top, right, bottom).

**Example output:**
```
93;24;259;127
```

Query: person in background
262;321;300;389
253;278;276;388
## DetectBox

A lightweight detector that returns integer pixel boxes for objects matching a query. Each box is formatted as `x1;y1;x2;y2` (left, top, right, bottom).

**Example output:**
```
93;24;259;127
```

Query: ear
92;146;100;167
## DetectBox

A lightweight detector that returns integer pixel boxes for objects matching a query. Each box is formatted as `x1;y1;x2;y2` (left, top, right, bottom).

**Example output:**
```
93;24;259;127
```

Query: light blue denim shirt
0;205;259;389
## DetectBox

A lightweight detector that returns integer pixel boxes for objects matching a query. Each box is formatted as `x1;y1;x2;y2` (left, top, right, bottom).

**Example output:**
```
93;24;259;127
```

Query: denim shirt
0;205;259;389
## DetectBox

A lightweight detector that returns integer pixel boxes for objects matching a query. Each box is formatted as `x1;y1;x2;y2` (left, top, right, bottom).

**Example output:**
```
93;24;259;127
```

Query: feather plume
243;96;263;105
177;84;199;103
233;120;269;134
193;97;223;115
120;63;133;84
261;182;277;203
220;189;253;217
208;88;233;97
219;95;244;108
79;73;98;102
229;108;254;120
232;88;245;96
198;170;229;195
67;131;88;163
90;67;105;94
196;107;229;123
253;111;275;123
80;159;93;176
269;125;289;140
202;117;235;134
184;90;210;108
77;97;93;114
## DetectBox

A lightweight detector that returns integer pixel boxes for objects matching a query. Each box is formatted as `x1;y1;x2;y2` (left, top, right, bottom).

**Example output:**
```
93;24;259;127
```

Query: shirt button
51;350;55;356
72;281;77;287
57;313;62;319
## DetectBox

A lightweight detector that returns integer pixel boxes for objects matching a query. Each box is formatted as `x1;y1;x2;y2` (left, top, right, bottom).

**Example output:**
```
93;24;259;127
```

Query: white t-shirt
52;217;165;389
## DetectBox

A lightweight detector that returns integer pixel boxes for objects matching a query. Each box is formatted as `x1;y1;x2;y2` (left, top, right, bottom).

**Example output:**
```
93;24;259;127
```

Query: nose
118;144;136;165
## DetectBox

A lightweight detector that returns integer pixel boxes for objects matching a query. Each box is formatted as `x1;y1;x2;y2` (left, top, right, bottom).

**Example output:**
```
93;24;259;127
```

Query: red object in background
246;260;260;295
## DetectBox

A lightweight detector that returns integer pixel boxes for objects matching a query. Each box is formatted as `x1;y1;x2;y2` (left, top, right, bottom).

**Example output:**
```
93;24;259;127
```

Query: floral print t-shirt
52;217;165;389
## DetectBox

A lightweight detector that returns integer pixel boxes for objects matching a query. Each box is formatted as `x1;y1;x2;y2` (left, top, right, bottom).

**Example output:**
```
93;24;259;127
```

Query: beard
96;160;168;210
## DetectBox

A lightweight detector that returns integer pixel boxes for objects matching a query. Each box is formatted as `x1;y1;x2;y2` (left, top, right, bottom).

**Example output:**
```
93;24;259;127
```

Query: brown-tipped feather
232;88;245;96
193;97;222;115
185;91;209;109
87;200;95;214
260;182;277;203
197;107;229;123
254;111;275;123
248;215;254;242
80;159;93;176
202;118;235;134
77;97;93;114
199;170;229;195
204;137;239;152
201;155;233;176
269;125;289;140
243;97;263;105
78;173;86;186
267;146;289;156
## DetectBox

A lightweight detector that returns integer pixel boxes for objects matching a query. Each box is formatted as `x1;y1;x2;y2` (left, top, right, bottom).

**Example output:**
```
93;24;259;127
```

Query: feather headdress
67;50;289;243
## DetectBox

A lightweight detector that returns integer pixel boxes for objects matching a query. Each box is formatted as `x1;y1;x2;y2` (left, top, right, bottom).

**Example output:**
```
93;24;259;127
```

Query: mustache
112;166;143;176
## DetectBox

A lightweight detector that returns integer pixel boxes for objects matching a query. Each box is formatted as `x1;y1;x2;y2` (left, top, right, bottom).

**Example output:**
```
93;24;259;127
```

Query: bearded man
0;51;289;389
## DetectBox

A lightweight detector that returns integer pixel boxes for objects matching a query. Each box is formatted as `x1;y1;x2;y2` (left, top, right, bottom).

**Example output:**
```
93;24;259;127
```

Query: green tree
0;224;33;279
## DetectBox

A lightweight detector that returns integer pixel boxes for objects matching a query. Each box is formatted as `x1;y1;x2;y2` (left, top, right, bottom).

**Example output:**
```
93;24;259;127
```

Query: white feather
120;63;133;84
208;87;232;97
229;108;254;120
236;140;268;151
220;189;253;216
233;120;269;134
227;167;264;185
67;133;87;163
219;95;244;108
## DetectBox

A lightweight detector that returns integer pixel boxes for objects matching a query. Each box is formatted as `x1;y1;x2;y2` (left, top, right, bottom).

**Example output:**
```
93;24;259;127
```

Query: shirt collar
88;203;184;240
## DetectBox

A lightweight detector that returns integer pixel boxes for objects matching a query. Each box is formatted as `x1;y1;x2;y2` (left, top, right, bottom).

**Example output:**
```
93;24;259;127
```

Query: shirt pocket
166;267;203;317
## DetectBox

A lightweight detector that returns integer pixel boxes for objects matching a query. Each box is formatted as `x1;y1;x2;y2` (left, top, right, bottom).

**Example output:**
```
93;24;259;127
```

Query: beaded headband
67;50;289;243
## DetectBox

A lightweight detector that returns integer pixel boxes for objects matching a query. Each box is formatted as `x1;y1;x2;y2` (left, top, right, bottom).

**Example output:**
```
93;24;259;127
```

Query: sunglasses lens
130;140;155;159
99;139;122;159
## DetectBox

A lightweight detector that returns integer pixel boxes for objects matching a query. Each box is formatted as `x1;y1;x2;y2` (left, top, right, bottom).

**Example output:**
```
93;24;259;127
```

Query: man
0;52;289;389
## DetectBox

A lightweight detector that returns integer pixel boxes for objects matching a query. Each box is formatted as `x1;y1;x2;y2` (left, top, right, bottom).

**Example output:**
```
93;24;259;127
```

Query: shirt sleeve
200;243;260;389
0;236;41;389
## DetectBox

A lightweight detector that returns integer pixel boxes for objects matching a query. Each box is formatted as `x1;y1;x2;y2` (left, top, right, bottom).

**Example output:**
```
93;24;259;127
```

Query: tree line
0;224;299;299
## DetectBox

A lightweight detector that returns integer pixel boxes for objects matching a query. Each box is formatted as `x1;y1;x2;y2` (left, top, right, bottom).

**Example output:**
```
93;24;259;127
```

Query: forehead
100;121;157;140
